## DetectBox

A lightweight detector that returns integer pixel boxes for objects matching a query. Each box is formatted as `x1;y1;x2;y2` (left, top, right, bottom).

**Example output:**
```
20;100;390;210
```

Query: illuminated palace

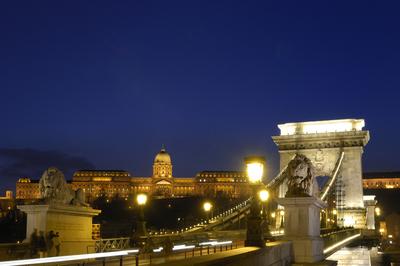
16;147;251;201
16;147;400;202
363;172;400;189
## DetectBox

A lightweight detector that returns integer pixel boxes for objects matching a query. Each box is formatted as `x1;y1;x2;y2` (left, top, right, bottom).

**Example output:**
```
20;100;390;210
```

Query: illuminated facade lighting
343;216;356;227
278;119;365;136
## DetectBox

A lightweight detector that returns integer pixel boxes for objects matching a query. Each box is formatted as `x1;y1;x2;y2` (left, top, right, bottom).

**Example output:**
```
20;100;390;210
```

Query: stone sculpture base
277;196;327;264
18;204;101;256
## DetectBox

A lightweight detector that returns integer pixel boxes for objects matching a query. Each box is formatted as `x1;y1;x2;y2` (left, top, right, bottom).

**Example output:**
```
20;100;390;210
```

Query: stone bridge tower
272;119;370;228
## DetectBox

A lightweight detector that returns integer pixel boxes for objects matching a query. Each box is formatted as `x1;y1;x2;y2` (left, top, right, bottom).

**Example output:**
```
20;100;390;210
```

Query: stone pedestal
18;204;101;255
364;196;377;230
277;196;327;264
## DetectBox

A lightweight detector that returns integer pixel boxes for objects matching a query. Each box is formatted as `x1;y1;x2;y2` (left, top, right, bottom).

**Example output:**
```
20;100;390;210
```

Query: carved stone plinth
18;204;101;255
277;196;327;264
364;196;377;230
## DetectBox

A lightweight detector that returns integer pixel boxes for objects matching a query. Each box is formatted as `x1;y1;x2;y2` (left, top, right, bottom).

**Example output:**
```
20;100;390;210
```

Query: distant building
71;170;132;201
363;172;400;189
0;190;15;218
384;213;400;242
15;155;400;202
0;190;13;199
16;147;251;202
195;171;249;198
16;178;40;200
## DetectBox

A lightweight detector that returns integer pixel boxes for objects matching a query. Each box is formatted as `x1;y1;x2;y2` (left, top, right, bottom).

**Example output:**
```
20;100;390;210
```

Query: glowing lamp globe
203;202;212;212
258;189;269;202
244;156;266;184
136;193;148;206
375;207;381;216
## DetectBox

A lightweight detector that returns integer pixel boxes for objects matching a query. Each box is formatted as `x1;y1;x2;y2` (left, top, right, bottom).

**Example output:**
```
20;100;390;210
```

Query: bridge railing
0;240;241;266
171;198;252;234
140;239;241;264
93;237;130;253
322;228;361;255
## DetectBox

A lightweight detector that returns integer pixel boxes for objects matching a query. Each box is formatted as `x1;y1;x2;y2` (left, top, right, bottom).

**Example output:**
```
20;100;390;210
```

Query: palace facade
14;149;400;202
16;147;252;201
363;172;400;189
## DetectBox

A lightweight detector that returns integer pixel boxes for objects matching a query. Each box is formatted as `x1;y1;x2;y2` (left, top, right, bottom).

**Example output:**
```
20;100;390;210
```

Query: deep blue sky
1;1;400;191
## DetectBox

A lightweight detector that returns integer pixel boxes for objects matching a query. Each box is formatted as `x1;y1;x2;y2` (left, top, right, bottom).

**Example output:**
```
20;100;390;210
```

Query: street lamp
135;193;148;238
259;189;269;202
375;206;382;235
203;201;212;223
259;189;273;241
244;156;266;247
137;193;148;206
332;209;337;227
280;209;285;230
203;201;212;212
375;207;381;216
247;161;264;184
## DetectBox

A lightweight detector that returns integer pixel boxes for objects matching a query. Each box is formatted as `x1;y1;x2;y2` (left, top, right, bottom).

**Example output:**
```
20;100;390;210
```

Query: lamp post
135;193;148;238
375;207;381;216
279;209;284;231
203;201;212;224
259;189;273;241
375;206;381;234
244;156;265;247
270;211;276;229
332;209;337;228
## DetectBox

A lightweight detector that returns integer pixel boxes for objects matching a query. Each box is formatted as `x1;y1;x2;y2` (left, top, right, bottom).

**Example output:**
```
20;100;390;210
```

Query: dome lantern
153;146;173;178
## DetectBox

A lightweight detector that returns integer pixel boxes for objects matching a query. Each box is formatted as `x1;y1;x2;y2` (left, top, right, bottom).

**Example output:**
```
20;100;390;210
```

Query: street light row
133;193;253;235
134;155;273;246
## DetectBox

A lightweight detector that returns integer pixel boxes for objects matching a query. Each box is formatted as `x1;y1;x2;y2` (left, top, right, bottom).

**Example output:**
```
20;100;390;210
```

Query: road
83;241;244;266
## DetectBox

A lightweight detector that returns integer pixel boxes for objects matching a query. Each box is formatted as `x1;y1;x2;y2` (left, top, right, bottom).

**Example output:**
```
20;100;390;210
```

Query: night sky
1;1;400;192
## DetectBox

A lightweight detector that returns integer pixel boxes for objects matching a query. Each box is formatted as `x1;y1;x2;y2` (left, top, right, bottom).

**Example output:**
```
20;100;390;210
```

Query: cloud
0;148;95;190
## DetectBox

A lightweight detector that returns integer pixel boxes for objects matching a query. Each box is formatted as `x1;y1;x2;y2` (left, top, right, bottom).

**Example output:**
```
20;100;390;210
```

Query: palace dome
154;147;172;164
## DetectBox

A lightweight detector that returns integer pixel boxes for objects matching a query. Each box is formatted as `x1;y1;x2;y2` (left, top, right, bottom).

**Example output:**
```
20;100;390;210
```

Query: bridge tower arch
272;119;370;228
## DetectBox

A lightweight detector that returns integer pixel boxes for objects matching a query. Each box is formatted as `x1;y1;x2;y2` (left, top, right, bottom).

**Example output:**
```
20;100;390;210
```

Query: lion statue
284;154;319;197
39;167;88;206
